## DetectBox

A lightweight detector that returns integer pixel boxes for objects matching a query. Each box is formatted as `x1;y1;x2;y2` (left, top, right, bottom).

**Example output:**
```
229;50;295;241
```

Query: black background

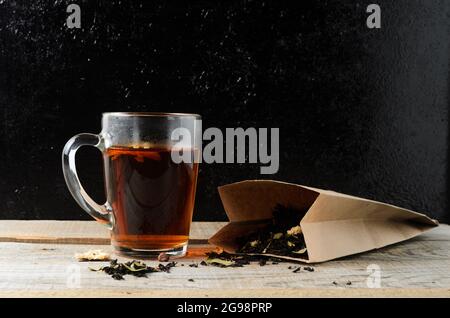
0;0;448;222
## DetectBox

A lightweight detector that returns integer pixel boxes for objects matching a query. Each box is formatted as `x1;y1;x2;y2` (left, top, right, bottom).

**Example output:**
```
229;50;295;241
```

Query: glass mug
62;112;201;258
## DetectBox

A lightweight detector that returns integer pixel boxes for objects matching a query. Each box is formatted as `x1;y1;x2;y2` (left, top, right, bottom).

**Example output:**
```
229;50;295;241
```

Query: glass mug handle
62;133;114;229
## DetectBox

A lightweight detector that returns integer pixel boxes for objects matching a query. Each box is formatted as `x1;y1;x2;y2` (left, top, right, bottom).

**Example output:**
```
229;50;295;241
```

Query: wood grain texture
0;222;449;297
0;289;449;298
0;221;226;245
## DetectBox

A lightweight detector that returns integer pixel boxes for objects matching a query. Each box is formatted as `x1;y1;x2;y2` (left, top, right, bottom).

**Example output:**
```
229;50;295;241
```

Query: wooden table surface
0;221;449;297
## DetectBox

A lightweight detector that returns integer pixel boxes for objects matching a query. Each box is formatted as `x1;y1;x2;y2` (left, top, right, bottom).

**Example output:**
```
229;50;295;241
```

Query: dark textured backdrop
0;0;448;221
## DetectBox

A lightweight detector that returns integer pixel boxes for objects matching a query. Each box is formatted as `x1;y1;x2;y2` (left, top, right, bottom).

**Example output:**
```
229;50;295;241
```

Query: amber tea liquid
104;146;198;256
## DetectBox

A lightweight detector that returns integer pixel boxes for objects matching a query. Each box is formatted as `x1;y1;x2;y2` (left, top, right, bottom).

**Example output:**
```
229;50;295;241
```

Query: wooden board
0;221;449;297
0;221;226;245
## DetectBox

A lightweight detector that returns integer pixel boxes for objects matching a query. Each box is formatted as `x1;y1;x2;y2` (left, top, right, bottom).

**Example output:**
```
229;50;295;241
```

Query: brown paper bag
209;180;438;263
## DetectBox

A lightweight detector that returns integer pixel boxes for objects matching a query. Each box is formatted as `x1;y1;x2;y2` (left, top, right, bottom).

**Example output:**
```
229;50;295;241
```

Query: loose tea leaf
292;248;307;254
206;258;236;267
292;267;301;273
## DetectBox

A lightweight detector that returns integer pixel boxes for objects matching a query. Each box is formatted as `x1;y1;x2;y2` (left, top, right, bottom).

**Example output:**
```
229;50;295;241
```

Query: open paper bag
209;180;438;263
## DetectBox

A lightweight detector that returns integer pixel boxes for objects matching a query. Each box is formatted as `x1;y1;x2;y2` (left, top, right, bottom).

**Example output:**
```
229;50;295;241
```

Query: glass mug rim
103;111;201;119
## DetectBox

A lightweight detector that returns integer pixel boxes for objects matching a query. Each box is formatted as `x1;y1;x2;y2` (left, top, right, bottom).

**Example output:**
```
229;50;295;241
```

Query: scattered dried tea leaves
112;273;124;280
189;263;198;268
122;260;151;273
75;249;111;262
235;205;308;259
204;251;303;269
206;258;236;267
90;259;170;280
204;251;249;267
288;265;317;273
201;204;319;270
292;267;301;273
158;261;177;273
